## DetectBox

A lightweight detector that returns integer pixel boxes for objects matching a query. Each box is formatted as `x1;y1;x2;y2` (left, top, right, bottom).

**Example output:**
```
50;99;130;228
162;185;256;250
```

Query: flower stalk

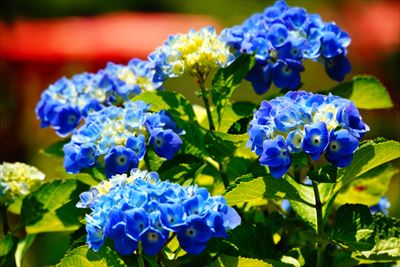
197;76;215;131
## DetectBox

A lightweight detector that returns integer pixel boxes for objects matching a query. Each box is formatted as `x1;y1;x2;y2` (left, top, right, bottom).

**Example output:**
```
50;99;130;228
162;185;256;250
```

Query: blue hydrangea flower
259;136;291;178
35;59;162;136
149;27;235;82
247;91;368;178
221;0;352;94
64;101;184;177
370;196;390;216
77;169;241;256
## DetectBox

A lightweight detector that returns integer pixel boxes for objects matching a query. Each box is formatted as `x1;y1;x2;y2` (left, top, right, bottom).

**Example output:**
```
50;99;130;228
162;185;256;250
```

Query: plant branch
219;162;230;189
137;243;145;267
0;205;9;237
312;179;325;267
197;77;215;131
312;181;323;235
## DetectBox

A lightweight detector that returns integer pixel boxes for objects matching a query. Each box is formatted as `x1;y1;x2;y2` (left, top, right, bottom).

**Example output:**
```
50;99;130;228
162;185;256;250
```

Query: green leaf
0;234;17;267
133;90;209;161
226;223;277;260
132;90;196;122
218;102;256;133
56;245;127;267
330;75;393;109
144;148;167;171
226;157;254;180
352;213;400;263
211;54;256;126
20;180;88;234
40;139;69;158
336;163;398;206
157;154;203;180
338;139;400;187
210;255;276;267
82;167;107;182
223;174;313;207
205;131;246;162
308;165;337;183
330;204;375;251
286;178;335;232
15;234;35;267
7;197;23;215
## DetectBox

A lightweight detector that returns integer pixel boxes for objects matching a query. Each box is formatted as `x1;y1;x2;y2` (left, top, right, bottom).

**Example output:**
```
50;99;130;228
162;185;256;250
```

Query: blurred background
0;0;399;265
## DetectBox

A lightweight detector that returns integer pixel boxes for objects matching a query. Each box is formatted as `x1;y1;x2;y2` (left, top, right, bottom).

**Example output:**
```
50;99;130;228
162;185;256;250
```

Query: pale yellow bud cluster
0;162;45;204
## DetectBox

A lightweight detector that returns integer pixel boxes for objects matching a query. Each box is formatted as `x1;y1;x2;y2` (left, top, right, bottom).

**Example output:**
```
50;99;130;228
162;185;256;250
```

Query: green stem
316;242;327;267
312;180;325;267
312;181;323;235
197;77;215;131
219;162;230;189
0;205;9;237
137;243;145;267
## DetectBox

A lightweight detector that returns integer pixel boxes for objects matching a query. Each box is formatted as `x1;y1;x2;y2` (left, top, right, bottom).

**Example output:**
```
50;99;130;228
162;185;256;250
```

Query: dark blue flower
76;143;97;169
245;63;273;95
324;54;351;82
320;32;343;58
86;224;105;252
177;217;212;255
302;122;329;160
125;208;150;240
159;203;186;231
126;135;146;160
282;7;307;30
50;105;81;137
63;143;81;174
267;23;289;48
105;209;138;255
206;211;228;238
150;128;183;160
141;228;167;256
221;0;352;94
259;136;291;178
325;129;358;167
104;146;139;178
272;59;304;90
336;102;369;138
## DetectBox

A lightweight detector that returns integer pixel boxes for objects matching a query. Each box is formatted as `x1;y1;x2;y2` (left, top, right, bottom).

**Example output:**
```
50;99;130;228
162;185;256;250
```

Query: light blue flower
248;91;368;177
64;101;184;177
35;59;161;136
78;169;241;256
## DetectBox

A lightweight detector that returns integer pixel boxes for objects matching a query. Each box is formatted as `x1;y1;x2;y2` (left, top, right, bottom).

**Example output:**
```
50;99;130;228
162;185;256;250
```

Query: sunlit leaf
330;75;393;109
56;245;127;267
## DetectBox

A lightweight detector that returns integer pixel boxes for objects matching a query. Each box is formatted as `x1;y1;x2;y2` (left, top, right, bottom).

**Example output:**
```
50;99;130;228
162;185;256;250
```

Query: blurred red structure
0;12;220;162
0;12;219;62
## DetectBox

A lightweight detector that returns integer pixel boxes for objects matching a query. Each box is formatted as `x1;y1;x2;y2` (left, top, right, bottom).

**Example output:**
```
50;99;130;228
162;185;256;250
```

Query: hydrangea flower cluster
64;101;184;178
247;91;369;178
149;27;235;82
370;196;390;216
221;0;351;94
77;169;241;256
0;162;45;205
35;58;162;137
